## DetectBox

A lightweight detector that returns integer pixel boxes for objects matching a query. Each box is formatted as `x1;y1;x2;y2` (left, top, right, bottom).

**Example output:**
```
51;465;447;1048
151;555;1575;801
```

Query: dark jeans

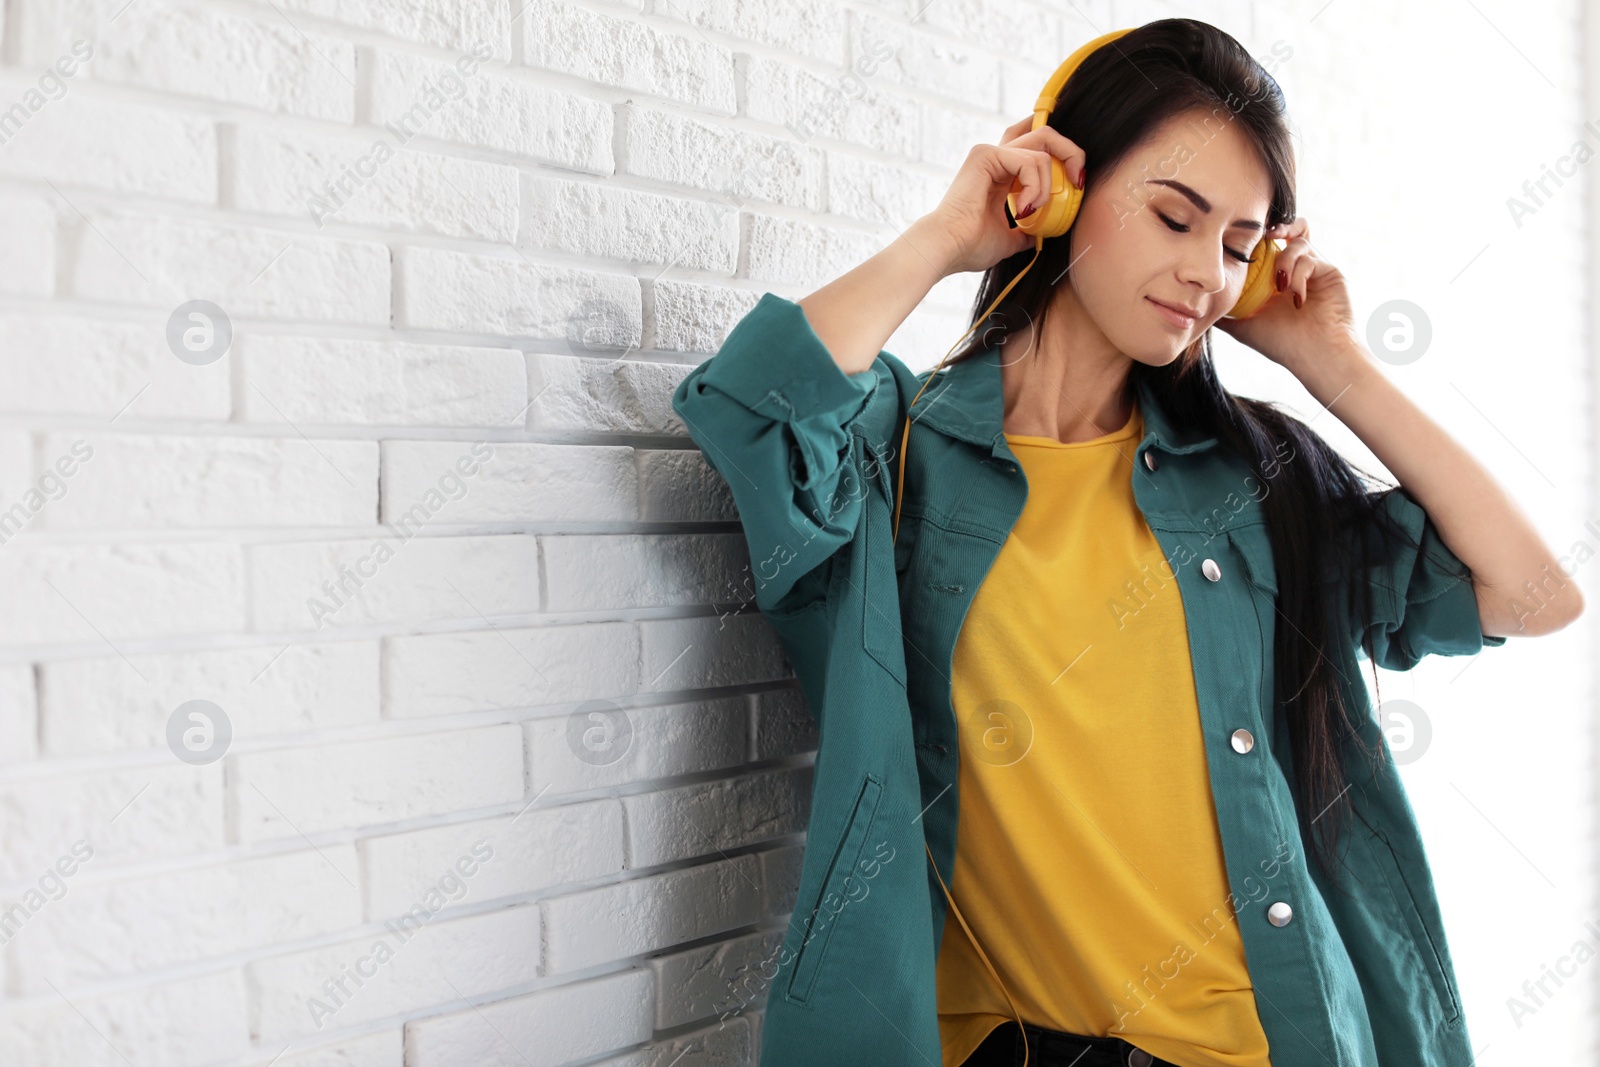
959;1020;1186;1067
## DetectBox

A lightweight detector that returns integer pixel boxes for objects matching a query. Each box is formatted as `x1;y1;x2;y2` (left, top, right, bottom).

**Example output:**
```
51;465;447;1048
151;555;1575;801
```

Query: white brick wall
0;1;1589;1065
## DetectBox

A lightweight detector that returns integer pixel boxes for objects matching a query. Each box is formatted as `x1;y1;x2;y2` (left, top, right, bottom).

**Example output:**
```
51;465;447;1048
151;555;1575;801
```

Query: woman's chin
1126;341;1188;369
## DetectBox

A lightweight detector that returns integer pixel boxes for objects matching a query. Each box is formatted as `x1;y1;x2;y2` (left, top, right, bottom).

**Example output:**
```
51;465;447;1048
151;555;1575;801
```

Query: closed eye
1155;210;1255;264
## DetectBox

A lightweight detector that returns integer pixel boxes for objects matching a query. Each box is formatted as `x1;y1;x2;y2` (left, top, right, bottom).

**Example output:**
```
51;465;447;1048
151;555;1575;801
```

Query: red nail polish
1275;269;1286;292
1293;292;1302;309
1017;202;1037;219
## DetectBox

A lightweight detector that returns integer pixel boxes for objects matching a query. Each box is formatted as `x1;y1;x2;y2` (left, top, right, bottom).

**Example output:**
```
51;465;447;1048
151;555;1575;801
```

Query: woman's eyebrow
1147;179;1264;231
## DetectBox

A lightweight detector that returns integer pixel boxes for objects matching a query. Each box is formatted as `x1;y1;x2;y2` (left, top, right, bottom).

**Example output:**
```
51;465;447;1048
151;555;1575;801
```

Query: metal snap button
1267;901;1294;927
1143;450;1158;471
1201;558;1221;581
1231;728;1254;754
1128;1049;1155;1067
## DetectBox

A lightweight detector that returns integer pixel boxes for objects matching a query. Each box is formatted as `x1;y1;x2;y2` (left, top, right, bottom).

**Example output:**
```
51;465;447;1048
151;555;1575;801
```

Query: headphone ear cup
1225;237;1281;320
1013;155;1082;240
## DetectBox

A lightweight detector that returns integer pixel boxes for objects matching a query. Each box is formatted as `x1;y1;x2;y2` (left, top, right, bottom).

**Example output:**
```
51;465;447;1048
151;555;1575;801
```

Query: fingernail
1293;292;1302;309
1275;269;1286;292
1075;167;1085;190
1017;202;1037;219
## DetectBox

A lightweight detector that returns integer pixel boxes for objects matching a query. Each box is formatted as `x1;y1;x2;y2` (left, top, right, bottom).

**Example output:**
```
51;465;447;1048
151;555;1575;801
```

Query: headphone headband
1031;27;1135;131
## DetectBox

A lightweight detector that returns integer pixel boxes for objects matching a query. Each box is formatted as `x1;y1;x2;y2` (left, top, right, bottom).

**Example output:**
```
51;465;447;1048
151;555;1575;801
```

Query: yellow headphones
910;32;1285;1065
891;25;1283;546
1007;28;1281;317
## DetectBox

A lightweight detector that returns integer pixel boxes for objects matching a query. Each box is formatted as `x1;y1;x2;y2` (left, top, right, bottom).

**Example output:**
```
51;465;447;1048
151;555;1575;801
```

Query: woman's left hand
1213;216;1363;373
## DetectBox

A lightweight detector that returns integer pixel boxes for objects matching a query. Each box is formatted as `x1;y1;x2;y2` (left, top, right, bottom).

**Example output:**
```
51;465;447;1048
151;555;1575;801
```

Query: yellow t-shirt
935;398;1273;1067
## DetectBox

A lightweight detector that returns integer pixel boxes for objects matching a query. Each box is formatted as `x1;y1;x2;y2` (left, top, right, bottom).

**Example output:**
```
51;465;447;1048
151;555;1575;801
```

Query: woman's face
1065;108;1275;365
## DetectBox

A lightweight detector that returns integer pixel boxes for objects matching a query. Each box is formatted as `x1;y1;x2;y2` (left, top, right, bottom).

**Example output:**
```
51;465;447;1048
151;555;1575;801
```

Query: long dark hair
942;18;1462;891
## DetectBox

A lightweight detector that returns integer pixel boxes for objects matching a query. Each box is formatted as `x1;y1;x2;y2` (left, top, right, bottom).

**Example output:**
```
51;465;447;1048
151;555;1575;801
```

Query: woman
672;18;1581;1067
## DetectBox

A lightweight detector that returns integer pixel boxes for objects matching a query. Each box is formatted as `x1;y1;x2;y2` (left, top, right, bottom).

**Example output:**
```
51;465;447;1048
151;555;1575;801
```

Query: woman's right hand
919;117;1086;277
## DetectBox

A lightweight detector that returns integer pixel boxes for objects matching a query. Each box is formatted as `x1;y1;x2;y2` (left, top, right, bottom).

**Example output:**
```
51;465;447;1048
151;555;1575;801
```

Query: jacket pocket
1225;521;1279;596
1354;809;1463;1024
1225;523;1277;726
786;771;886;1005
860;435;907;686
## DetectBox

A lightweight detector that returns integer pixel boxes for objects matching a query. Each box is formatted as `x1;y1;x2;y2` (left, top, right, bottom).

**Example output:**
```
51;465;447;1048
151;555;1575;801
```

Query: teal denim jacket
670;292;1504;1067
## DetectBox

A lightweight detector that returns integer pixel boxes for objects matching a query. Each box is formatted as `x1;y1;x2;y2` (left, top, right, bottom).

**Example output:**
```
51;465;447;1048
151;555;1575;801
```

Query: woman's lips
1147;296;1198;329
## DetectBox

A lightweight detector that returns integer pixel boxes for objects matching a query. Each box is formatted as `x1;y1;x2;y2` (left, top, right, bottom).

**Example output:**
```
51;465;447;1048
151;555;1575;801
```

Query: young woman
672;18;1581;1067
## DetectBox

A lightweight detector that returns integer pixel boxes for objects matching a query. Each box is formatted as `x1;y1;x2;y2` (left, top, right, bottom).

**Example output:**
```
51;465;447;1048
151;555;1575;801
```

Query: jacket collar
907;342;1220;459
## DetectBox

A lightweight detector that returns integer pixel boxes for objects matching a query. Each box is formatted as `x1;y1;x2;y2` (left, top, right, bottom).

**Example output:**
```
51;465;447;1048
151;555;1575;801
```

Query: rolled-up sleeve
671;293;884;613
1336;485;1507;671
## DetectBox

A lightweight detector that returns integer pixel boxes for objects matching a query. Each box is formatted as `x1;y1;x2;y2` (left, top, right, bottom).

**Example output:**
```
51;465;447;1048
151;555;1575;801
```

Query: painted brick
0;194;53;295
359;799;624;919
0;313;229;420
527;696;747;796
526;353;690;434
648;279;762;355
524;174;738;271
404;968;652;1067
32;432;378;530
621;103;825;212
247;906;539;1041
371;50;612;169
7;846;363;992
0;542;245;646
0;762;223;882
20;2;357;120
228;124;520;240
398;244;639;341
0;663;36;766
70;214;390;325
621;765;812;868
521;0;736;112
380;440;637;524
541;532;748;611
541;852;766;973
0;970;247;1065
655;0;846;65
247;535;540;632
636;448;741;524
382;620;639;719
37;641;379;757
229;724;524;841
236;334;527;427
0;94;218;201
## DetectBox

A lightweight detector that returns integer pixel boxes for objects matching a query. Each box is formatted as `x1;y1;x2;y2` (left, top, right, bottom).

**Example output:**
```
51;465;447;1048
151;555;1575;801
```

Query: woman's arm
796;216;954;375
1217;215;1583;641
799;117;1085;375
1295;346;1584;639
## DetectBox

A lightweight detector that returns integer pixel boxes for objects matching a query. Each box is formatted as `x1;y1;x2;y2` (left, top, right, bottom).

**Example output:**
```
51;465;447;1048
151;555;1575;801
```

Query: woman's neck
998;289;1135;444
